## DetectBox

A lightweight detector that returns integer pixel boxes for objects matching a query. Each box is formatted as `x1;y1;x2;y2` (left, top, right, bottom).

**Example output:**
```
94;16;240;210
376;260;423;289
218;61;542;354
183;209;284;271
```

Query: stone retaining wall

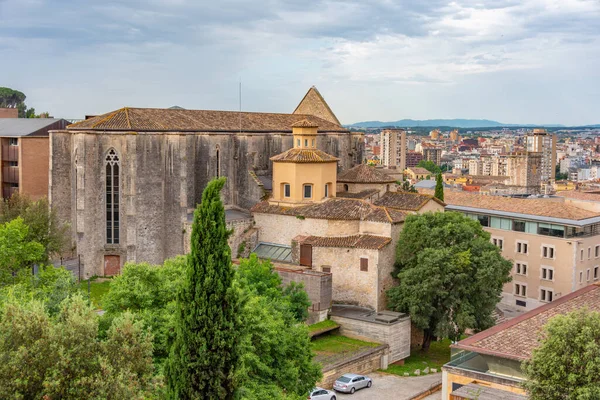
318;345;389;388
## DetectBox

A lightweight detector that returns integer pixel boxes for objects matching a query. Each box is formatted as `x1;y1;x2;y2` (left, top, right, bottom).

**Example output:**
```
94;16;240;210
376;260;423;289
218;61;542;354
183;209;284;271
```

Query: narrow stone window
360;258;368;272
106;149;120;245
324;183;329;198
216;145;221;177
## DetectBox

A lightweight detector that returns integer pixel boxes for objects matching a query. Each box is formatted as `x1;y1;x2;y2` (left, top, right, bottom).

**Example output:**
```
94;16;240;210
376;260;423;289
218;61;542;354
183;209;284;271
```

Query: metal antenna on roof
239;78;242;134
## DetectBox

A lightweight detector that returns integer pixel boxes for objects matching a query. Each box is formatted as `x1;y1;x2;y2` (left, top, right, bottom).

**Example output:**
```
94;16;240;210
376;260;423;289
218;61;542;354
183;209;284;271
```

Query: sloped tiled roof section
251;198;406;223
270;148;339;163
67;107;347;133
293;86;342;126
454;284;600;361
374;191;443;211
336;189;380;199
305;234;391;250
337;164;396;184
440;191;600;221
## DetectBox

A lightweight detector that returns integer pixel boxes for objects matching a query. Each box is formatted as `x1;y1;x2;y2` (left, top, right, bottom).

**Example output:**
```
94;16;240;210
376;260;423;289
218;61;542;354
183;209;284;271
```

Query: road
333;372;441;400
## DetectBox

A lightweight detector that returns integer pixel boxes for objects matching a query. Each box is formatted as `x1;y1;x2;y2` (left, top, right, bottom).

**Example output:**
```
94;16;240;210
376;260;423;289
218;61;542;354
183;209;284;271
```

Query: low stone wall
318;345;389;389
331;314;410;363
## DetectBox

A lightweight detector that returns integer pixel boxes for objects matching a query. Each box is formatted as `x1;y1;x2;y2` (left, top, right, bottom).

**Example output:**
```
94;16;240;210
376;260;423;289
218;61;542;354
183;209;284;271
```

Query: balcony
1;145;18;162
2;166;19;184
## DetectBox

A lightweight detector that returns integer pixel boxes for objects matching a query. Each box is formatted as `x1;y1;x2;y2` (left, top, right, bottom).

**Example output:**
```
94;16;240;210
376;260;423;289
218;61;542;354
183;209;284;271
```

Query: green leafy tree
165;178;242;399
434;173;444;201
417;160;442;174
0;87;26;109
0;294;157;399
0;193;70;261
237;254;310;322
523;309;600;399
387;212;512;350
102;256;186;360
0;217;45;283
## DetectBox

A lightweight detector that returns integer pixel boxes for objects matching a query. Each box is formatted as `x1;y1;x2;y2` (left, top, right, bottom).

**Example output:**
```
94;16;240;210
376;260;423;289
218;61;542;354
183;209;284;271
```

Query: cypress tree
165;178;241;399
434;173;444;202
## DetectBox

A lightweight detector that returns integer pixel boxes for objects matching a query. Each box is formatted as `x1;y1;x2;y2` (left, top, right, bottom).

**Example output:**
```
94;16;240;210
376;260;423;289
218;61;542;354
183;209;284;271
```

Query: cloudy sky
1;0;599;125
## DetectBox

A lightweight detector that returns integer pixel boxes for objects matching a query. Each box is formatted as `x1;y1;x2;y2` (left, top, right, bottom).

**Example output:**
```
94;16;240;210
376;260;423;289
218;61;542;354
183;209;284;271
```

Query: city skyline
1;0;599;125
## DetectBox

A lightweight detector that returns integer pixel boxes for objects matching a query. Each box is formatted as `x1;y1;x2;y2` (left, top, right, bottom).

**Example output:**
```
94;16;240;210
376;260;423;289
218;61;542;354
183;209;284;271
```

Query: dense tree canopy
523;309;600;400
0;217;45;283
0;87;25;108
0;193;71;261
387;211;512;350
417;160;442;174
0;294;157;399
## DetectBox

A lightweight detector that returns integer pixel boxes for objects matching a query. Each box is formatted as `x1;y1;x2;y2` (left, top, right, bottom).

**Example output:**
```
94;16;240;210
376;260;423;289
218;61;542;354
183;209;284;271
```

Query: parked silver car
309;387;336;400
332;373;372;394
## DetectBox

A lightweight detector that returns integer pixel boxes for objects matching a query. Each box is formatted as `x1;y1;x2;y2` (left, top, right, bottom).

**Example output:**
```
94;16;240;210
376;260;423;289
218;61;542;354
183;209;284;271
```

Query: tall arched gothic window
105;149;120;244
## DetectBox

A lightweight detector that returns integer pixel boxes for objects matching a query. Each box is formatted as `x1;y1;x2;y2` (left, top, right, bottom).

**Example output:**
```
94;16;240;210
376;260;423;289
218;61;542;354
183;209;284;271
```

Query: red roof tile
304;234;391;250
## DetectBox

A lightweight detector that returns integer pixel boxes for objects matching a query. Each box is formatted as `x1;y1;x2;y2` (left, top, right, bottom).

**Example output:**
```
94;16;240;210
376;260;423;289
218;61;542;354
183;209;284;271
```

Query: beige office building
380;128;406;169
525;128;556;183
441;191;600;311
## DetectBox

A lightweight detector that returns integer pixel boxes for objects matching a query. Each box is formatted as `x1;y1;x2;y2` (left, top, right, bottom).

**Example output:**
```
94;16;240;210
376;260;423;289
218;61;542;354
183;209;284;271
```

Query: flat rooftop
331;304;409;325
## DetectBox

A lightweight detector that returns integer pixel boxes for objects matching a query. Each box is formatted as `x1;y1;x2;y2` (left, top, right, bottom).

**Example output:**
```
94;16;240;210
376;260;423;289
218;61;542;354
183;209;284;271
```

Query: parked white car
309;386;336;400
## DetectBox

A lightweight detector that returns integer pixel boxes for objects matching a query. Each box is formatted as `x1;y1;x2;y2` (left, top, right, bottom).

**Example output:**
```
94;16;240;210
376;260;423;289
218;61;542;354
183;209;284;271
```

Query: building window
303;184;312;199
296;139;300;147
541;267;554;281
283;183;291;198
580;271;583;283
588;247;592;260
540;288;553;302
512;220;526;232
322;266;331;273
492;237;503;250
360;258;368;272
324;183;329;198
343;184;349;191
105;149;120;245
8;138;18;146
587;268;591;281
594;266;599;280
595;245;600;258
516;241;528;254
515;283;527;297
581;249;584;261
304;139;308;147
311;139;315;147
516;262;527;276
542;245;555;259
476;215;489;227
8;161;18;167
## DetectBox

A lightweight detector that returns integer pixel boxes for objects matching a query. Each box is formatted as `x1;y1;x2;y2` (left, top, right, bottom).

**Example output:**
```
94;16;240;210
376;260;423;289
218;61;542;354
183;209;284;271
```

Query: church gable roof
337;164;396;184
66;107;347;133
293;86;342;126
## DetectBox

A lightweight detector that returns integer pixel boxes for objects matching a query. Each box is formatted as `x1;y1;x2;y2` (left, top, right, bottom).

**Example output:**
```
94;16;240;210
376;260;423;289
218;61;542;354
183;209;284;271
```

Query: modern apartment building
421;144;443;165
380;128;406;169
0;118;68;199
441;191;600;311
525;128;556;183
405;150;423;168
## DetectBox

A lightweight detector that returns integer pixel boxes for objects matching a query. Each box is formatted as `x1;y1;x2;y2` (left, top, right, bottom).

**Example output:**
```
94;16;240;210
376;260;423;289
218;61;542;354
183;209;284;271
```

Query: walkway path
334;372;441;400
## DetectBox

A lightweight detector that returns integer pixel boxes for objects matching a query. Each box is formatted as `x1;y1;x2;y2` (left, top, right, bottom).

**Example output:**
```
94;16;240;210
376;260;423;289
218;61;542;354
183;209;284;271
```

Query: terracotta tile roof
555;190;600;202
438;190;600;221
251;198;406;223
67;107;347;132
292;119;318;128
336;189;380;199
407;167;431;175
374;191;444;211
454;284;600;361
269;148;339;163
304;234;391;250
337;164;396;183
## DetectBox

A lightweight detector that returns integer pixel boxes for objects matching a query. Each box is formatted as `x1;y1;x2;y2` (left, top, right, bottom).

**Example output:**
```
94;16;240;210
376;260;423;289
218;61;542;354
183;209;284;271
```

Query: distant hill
347;119;566;129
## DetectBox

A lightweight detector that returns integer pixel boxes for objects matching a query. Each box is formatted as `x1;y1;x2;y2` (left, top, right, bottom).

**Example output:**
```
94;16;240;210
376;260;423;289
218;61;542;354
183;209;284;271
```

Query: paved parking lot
333;372;441;400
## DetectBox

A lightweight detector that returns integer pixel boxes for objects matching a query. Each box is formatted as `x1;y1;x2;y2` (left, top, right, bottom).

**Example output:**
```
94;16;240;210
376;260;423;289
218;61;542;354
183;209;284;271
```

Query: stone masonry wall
318;345;389;389
50;130;363;276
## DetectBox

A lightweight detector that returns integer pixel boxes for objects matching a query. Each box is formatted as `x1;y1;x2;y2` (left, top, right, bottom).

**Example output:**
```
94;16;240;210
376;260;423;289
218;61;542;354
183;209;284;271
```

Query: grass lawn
78;279;111;309
384;338;452;377
308;319;339;336
311;333;380;367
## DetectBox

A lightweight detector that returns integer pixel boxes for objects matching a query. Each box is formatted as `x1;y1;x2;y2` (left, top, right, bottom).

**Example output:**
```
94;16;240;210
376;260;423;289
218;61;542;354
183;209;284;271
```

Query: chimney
0;108;18;118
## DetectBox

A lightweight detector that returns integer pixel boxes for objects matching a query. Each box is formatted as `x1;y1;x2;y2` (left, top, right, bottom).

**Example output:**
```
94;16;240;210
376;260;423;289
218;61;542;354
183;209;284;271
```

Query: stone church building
50;87;364;276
